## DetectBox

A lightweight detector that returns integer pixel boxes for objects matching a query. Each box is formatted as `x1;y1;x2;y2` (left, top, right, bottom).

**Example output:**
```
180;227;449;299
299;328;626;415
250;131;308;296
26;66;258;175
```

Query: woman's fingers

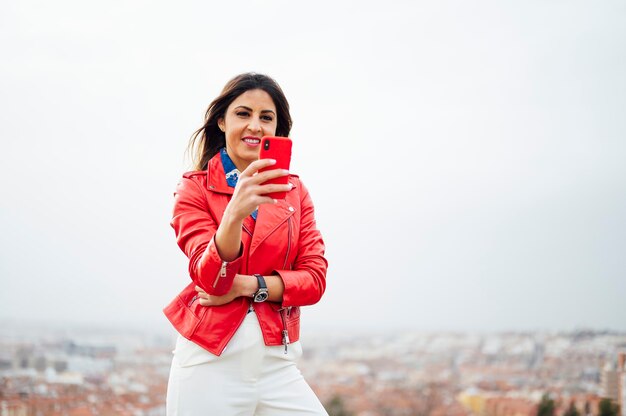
244;169;290;187
258;183;293;195
236;169;290;201
198;293;236;307
240;158;277;178
226;159;291;220
243;183;292;206
195;286;210;300
254;169;290;184
240;159;289;182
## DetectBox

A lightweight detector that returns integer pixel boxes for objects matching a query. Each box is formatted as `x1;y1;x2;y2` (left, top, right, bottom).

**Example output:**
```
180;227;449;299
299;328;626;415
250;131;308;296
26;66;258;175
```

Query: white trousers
166;311;328;416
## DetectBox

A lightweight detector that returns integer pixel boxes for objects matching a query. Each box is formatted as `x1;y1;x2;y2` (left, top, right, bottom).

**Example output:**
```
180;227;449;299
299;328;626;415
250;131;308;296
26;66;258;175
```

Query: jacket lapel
204;153;234;226
249;186;297;257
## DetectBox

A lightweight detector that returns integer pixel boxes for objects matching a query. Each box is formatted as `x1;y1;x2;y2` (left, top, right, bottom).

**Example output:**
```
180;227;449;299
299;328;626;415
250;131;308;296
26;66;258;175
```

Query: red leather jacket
163;152;328;356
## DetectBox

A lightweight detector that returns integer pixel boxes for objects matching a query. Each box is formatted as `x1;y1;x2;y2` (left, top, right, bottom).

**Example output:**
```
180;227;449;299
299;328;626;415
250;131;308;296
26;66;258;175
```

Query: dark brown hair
188;73;292;170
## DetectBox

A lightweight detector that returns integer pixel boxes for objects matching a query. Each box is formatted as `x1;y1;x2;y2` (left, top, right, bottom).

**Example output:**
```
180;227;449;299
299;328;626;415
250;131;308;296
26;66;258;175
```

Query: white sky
1;0;625;333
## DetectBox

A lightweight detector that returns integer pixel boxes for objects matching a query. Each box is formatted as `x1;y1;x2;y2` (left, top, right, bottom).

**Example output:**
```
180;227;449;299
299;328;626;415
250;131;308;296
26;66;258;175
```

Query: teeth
243;138;260;143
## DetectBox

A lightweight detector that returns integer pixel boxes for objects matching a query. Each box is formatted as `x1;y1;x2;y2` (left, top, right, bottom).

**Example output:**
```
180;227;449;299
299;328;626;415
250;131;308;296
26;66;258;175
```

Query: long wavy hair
188;73;293;171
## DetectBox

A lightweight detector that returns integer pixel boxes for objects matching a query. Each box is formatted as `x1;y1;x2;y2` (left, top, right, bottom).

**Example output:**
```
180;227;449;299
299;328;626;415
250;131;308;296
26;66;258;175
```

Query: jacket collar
206;151;234;195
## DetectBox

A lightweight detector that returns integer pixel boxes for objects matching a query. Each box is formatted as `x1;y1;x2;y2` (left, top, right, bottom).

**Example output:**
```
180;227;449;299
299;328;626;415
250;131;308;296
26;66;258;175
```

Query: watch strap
252;274;268;302
254;274;267;290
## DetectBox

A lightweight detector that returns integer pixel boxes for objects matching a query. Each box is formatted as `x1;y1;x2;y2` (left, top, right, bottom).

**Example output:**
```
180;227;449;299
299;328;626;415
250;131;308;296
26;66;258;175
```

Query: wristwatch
252;274;269;303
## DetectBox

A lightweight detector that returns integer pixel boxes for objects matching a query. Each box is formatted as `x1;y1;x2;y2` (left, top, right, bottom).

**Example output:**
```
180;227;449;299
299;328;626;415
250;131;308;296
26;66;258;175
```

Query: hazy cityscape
2;0;625;415
1;320;624;416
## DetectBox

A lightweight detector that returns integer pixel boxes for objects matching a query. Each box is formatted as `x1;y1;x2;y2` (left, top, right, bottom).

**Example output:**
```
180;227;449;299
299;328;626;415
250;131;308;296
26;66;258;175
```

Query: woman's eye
262;115;274;122
236;111;250;117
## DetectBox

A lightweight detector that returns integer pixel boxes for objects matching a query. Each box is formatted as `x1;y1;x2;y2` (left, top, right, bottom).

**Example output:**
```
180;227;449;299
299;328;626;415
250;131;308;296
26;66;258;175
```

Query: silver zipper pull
188;295;198;307
213;261;228;288
282;330;290;354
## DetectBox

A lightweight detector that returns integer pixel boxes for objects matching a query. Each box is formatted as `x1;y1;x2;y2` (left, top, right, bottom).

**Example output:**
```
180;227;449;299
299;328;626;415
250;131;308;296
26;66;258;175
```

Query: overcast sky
1;0;625;334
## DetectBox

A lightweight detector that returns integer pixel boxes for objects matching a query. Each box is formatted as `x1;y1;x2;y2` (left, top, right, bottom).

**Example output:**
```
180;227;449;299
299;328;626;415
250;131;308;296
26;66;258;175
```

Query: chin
245;149;260;161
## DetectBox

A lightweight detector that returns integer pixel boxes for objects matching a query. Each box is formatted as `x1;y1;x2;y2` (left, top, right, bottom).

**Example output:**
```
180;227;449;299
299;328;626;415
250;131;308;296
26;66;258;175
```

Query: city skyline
2;322;625;415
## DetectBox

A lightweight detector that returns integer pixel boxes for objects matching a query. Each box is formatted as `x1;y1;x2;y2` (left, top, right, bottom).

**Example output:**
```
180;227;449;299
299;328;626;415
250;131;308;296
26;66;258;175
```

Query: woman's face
218;89;278;171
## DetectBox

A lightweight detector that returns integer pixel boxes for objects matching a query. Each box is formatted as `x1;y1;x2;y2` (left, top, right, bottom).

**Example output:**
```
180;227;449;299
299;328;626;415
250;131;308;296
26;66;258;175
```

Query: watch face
254;291;269;303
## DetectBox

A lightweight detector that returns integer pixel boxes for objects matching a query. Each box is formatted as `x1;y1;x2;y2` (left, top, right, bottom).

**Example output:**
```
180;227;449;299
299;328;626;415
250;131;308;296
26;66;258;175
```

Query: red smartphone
258;136;292;199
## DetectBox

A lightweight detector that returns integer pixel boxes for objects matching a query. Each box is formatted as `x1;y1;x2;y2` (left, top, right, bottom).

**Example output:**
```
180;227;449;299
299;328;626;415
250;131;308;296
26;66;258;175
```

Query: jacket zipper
213;261;228;289
245;213;293;352
188;295;198;307
282;217;292;270
280;309;290;354
279;217;293;353
242;223;252;276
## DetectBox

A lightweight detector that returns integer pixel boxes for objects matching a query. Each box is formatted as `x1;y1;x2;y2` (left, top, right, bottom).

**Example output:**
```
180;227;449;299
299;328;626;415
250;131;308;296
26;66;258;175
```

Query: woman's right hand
224;159;292;222
214;159;292;262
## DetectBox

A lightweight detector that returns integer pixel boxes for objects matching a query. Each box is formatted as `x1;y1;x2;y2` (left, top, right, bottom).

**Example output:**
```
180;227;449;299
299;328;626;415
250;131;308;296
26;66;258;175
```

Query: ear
217;118;225;132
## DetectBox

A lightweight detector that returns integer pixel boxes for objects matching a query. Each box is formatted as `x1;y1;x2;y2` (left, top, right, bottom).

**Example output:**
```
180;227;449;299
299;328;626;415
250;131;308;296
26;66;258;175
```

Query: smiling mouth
242;137;261;145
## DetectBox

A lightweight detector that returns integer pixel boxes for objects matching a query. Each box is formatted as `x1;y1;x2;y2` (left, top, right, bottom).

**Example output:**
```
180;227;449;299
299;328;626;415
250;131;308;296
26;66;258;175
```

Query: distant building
602;361;620;400
619;352;626;416
602;352;626;416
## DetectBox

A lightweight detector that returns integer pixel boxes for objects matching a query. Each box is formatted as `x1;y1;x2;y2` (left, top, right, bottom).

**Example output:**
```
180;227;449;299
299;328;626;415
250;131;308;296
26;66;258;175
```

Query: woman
164;73;329;415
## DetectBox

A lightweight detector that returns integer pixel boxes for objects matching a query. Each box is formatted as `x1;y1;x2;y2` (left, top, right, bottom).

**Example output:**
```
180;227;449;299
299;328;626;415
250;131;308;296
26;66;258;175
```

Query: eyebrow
234;106;276;115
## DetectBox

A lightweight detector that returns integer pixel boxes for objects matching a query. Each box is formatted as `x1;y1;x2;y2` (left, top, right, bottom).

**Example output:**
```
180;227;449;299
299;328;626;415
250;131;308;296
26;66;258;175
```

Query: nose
247;117;262;133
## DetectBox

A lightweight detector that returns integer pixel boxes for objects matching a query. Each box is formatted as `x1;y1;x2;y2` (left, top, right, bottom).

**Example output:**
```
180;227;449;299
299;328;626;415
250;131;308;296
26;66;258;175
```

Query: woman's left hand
195;285;239;307
195;273;283;306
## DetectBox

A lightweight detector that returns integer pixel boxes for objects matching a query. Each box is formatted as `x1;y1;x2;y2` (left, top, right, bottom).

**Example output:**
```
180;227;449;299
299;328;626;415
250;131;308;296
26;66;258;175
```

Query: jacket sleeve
275;180;328;307
170;176;243;296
